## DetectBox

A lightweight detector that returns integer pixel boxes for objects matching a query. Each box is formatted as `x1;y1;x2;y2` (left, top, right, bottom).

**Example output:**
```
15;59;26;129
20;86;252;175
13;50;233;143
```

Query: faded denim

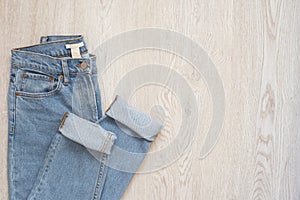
7;35;162;200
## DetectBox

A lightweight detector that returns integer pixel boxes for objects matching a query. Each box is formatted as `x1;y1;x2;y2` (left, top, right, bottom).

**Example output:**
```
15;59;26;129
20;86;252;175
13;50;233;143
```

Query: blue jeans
7;35;162;200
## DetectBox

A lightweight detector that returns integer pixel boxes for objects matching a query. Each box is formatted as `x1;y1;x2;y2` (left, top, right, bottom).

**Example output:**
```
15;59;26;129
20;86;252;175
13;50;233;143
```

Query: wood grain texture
0;0;299;199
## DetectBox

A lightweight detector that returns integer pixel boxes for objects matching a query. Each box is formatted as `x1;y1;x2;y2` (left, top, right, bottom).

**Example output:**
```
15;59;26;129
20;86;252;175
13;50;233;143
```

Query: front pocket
15;70;63;98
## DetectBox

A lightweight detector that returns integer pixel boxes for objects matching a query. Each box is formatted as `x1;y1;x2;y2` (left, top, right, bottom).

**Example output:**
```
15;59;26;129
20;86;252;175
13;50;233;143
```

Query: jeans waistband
11;35;97;75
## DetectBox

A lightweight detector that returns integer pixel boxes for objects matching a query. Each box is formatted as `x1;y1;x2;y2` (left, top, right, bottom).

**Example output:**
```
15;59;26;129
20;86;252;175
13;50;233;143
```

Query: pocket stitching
25;73;53;80
15;76;63;98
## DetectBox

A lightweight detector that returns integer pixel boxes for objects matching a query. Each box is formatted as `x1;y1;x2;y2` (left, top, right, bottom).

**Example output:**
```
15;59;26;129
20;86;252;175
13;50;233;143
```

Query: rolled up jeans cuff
105;95;163;141
58;112;117;154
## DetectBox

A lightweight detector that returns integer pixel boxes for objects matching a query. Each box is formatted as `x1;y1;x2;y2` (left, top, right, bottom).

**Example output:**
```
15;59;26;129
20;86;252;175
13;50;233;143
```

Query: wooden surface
1;0;300;199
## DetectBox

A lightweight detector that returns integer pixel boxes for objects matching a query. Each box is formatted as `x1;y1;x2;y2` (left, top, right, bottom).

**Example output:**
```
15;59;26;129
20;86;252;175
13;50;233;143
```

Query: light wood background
1;0;300;199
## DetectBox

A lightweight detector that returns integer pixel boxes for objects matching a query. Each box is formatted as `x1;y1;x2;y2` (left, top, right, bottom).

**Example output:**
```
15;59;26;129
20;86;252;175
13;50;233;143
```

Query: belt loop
90;57;96;74
40;36;48;44
62;60;69;85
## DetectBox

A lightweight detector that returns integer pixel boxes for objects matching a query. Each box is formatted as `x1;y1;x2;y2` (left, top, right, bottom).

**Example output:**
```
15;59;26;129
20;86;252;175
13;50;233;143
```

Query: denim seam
100;134;109;153
40;35;83;43
87;74;98;121
69;71;94;75
12;64;97;75
52;50;88;58
78;81;84;117
12;64;59;75
9;135;16;200
12;50;89;61
23;72;54;80
101;134;112;154
11;87;16;200
12;85;16;135
15;76;63;98
12;36;85;50
61;60;69;85
12;64;94;75
27;134;62;200
92;153;108;200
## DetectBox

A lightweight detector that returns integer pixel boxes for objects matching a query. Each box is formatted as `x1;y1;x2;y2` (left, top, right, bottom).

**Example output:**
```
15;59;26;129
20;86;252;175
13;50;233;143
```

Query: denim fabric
7;35;162;200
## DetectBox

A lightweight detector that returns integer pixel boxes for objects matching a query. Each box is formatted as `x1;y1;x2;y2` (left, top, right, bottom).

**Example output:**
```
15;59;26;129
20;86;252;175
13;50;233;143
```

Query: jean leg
98;95;163;200
26;113;116;200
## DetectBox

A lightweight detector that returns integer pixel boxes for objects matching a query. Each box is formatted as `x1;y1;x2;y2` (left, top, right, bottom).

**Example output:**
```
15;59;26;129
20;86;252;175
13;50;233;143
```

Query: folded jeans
7;35;162;200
